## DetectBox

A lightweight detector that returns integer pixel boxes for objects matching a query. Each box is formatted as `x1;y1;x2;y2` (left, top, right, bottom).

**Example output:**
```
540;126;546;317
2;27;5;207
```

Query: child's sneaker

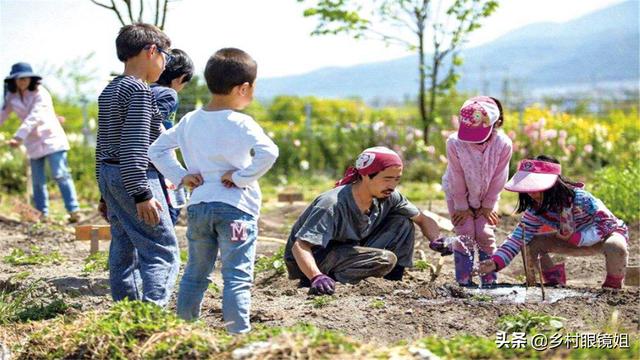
68;211;81;224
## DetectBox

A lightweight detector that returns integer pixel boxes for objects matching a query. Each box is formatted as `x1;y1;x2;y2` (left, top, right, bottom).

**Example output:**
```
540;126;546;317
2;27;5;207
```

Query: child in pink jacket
441;96;512;287
1;63;80;222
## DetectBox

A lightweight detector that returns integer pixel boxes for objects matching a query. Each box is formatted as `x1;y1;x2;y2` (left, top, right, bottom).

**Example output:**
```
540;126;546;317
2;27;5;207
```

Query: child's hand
182;174;204;189
165;179;177;190
7;138;22;148
452;209;473;226
98;201;109;223
221;171;236;188
478;207;500;225
136;198;163;226
477;259;497;275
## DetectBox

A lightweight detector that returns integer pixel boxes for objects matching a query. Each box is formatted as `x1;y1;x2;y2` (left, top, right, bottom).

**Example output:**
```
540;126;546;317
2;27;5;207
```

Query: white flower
299;160;310;171
293;139;301;147
268;131;275;138
89;118;96;130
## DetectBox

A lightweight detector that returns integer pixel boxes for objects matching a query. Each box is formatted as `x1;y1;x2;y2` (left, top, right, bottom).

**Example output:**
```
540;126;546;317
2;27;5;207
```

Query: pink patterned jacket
442;130;513;211
1;86;69;159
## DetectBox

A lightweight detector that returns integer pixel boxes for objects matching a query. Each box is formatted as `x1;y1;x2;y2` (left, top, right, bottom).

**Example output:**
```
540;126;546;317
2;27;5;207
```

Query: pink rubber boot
602;274;624;289
542;263;566;286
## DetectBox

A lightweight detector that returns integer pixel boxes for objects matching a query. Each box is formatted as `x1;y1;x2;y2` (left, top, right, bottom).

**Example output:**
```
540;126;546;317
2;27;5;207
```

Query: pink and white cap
504;159;562;193
458;96;501;143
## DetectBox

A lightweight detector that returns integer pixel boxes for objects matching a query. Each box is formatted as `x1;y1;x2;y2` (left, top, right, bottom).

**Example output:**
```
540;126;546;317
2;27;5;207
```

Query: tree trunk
426;52;439;144
418;32;429;144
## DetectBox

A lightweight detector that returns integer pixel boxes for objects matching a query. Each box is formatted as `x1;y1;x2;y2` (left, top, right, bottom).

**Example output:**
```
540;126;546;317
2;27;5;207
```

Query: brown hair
115;23;171;62
204;48;257;95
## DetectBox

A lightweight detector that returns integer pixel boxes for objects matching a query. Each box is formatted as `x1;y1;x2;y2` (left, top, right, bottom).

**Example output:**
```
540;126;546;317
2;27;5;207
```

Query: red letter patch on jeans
230;221;248;242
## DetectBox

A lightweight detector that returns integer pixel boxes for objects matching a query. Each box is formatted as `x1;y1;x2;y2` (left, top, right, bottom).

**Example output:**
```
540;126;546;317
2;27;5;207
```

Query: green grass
0;281;69;325
3;246;65;266
9;271;31;281
82;251;109;274
497;311;565;334
14;301;640;359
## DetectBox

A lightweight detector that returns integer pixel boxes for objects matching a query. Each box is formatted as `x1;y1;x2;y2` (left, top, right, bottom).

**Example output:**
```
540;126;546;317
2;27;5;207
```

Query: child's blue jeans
177;201;257;334
98;163;180;307
30;150;80;215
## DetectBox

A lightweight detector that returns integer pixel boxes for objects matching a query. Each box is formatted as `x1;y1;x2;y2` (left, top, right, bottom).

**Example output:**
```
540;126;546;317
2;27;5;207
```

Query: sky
0;0;627;95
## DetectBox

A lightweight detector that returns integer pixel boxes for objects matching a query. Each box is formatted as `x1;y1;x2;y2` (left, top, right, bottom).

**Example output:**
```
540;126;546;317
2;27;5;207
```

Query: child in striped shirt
96;24;182;306
478;155;628;289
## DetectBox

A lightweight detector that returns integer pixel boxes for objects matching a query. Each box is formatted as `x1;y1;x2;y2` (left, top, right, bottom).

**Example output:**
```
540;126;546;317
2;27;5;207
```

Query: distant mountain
259;1;639;100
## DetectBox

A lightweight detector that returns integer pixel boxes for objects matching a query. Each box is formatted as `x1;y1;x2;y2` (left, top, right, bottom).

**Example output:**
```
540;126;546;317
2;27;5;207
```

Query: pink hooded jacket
1;86;69;159
442;130;513;211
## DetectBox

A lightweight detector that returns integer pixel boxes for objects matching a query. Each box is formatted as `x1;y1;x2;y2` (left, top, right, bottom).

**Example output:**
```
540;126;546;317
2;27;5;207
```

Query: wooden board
75;225;111;240
277;193;304;203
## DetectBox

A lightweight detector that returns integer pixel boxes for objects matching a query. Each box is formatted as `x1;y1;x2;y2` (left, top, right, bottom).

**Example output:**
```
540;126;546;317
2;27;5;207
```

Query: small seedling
413;260;434;272
497;310;564;334
370;299;386;309
82;251;109;274
208;283;220;294
255;247;286;275
180;249;189;263
471;294;492;302
3;246;65;266
309;295;335;308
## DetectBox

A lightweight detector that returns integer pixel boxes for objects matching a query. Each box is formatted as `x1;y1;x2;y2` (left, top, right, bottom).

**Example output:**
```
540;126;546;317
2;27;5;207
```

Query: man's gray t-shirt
284;184;420;264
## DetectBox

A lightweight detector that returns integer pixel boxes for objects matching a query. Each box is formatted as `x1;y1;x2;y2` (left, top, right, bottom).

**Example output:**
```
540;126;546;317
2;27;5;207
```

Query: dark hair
156;49;194;86
489;96;504;128
515;155;582;214
204;48;257;95
115;23;171;62
6;77;40;93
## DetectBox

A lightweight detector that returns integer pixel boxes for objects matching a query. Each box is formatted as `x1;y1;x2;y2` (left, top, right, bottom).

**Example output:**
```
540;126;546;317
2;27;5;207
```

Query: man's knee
378;249;398;271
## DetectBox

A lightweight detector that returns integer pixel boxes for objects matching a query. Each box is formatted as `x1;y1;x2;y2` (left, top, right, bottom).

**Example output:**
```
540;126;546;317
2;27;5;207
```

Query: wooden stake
90;228;100;255
520;224;536;286
536;254;546;301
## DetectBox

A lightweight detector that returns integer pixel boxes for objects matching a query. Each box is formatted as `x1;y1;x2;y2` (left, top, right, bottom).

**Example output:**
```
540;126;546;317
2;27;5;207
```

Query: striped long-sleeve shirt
96;75;163;203
492;188;628;270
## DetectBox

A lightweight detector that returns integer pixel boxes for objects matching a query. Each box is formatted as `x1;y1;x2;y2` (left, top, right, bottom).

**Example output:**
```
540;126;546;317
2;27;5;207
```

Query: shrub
590;161;640;223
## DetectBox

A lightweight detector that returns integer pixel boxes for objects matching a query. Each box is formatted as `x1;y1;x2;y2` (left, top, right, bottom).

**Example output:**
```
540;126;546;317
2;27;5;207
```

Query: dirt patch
1;201;638;346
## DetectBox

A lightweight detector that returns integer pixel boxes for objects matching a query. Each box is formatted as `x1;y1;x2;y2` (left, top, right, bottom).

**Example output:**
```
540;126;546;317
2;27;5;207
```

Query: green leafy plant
470;294;492;302
82;251;109;274
497;310;564;334
309;295;335;309
370;299;386;309
208;283;221;294
3;246;65;266
591;161;640;223
413;260;435;272
254;247;286;275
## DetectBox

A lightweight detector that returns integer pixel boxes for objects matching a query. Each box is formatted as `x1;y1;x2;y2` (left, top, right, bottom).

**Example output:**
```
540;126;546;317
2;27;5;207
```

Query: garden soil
0;201;638;346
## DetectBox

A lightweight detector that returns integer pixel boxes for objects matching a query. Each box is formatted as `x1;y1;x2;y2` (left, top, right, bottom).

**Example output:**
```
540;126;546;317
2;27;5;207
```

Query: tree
297;0;498;142
89;0;177;29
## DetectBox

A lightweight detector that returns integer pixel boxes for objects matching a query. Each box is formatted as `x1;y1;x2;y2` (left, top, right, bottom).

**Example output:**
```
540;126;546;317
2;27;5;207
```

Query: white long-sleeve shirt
148;109;279;217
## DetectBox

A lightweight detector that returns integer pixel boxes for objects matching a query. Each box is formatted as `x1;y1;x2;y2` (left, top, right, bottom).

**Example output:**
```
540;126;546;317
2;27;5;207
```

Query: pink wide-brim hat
504;159;562;192
458;96;500;143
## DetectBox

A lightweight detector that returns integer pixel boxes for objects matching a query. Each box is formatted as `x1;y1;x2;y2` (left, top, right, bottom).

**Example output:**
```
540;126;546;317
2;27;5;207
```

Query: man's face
363;165;402;199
